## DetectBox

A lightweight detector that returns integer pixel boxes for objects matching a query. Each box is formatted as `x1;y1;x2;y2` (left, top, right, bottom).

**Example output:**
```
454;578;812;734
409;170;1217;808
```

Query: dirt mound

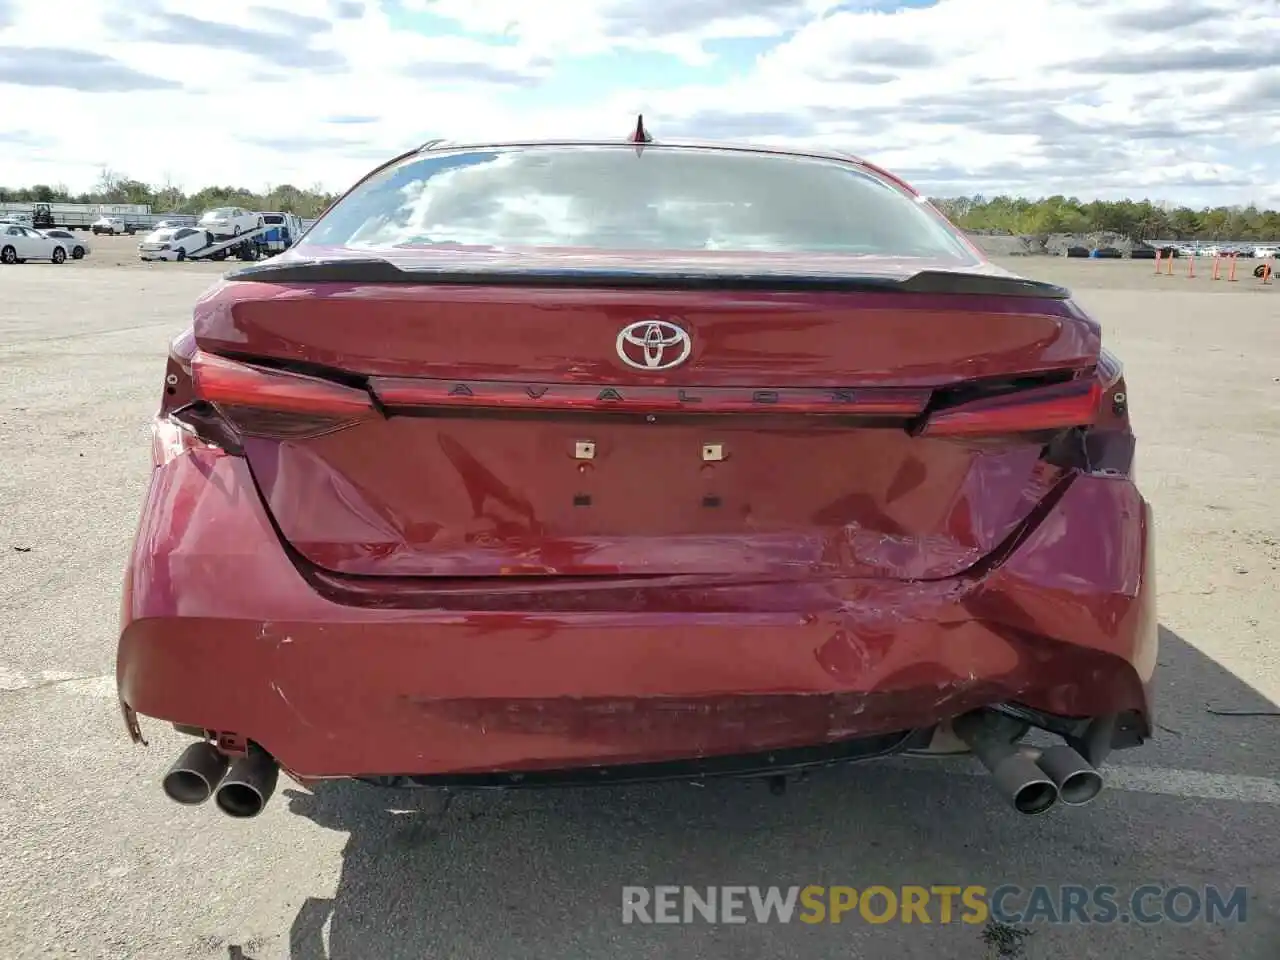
966;231;1142;258
966;234;1041;256
1043;232;1134;256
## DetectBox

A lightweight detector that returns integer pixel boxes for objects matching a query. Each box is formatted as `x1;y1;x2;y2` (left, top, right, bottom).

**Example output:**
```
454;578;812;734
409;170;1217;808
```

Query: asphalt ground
1;237;1277;959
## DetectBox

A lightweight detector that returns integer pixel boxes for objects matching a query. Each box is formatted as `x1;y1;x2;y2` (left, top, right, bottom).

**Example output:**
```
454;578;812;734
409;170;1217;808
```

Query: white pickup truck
91;216;135;236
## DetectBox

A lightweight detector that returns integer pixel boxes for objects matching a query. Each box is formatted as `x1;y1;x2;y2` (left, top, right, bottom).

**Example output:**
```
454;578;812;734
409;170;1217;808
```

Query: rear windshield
300;145;977;262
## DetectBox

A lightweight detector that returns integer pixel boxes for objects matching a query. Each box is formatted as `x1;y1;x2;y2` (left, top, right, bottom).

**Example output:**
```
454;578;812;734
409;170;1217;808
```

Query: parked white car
198;207;262;239
91;216;134;235
0;224;71;263
1255;247;1276;259
39;228;90;259
138;226;213;261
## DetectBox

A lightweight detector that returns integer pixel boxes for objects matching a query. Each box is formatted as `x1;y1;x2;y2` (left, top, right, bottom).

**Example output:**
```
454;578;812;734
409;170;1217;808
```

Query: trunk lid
189;253;1100;581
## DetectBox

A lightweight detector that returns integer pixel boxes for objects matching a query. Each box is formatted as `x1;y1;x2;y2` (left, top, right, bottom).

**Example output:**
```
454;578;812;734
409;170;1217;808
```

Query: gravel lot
2;236;1278;959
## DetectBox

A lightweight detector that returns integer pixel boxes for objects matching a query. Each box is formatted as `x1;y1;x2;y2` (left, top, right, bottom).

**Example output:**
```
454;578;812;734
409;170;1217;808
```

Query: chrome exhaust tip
1035;744;1104;806
952;711;1060;816
990;752;1060;816
162;741;229;806
213;748;279;818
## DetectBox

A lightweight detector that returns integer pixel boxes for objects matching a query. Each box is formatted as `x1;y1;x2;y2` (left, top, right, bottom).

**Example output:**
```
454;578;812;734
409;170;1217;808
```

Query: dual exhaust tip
953;712;1104;816
162;713;1099;819
162;741;279;818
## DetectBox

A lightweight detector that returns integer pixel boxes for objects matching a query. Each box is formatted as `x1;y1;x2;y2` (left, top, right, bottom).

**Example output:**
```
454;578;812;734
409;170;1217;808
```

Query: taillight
919;378;1103;437
172;349;377;442
922;359;1135;479
151;415;218;468
190;350;375;416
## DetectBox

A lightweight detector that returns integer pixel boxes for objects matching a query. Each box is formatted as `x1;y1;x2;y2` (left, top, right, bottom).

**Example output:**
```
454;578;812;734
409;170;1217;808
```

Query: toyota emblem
616;320;692;371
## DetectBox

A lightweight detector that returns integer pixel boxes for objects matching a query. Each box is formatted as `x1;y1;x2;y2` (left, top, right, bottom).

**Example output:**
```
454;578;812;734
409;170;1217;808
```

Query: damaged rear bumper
117;451;1155;781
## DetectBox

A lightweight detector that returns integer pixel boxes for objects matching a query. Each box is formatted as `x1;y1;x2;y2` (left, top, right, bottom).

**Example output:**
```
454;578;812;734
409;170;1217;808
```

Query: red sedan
117;124;1155;819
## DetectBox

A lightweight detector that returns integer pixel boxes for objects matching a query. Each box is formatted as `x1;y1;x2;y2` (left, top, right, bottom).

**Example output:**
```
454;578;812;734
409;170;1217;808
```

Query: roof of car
409;134;919;195
423;135;848;158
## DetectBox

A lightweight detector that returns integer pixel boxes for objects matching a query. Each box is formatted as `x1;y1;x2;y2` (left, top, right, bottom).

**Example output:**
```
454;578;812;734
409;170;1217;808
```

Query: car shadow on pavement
279;625;1279;960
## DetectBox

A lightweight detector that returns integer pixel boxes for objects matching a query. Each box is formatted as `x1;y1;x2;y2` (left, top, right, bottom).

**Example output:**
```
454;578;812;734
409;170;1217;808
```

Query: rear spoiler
225;257;1072;299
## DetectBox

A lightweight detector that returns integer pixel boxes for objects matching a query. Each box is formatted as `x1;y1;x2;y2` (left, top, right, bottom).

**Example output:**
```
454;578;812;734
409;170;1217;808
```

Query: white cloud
403;0;841;62
1;0;1277;206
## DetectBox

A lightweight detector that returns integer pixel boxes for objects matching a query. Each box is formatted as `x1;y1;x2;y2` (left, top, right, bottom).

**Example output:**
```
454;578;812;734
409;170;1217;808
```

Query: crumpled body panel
243;422;1062;580
117;449;1154;778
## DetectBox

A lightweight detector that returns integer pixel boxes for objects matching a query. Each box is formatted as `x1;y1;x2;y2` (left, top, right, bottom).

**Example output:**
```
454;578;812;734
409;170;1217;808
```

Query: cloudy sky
2;0;1277;204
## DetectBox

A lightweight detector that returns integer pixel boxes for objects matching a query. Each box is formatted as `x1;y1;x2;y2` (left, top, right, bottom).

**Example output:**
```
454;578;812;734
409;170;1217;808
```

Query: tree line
2;170;1278;241
0;169;339;220
932;195;1280;242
